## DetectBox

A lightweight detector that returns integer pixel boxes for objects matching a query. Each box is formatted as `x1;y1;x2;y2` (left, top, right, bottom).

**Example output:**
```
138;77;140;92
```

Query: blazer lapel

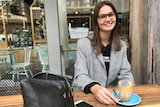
97;53;106;68
108;49;117;78
106;45;118;85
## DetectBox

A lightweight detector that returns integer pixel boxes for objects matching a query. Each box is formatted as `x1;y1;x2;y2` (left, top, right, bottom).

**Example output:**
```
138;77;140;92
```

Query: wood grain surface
0;84;160;107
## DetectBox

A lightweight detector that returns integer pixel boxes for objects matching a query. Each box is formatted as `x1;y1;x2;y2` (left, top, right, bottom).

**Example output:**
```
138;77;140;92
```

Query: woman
73;1;134;105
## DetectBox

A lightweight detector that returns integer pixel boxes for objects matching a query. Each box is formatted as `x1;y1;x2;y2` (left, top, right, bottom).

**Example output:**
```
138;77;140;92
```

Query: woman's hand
90;84;118;105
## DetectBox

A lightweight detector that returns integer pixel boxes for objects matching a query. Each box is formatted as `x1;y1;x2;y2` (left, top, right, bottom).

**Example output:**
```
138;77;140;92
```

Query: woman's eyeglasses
98;12;115;20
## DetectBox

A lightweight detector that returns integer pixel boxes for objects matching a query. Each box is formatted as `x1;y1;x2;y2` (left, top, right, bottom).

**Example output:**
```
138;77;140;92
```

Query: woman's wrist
90;84;101;93
84;82;100;94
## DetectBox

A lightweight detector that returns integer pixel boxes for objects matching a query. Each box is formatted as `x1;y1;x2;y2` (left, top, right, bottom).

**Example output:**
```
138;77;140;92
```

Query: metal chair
37;46;49;72
11;48;33;80
0;57;9;78
30;47;40;70
0;57;9;71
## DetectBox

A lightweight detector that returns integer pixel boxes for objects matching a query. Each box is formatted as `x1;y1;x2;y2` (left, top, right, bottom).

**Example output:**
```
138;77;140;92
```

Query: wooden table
74;84;160;107
0;84;160;107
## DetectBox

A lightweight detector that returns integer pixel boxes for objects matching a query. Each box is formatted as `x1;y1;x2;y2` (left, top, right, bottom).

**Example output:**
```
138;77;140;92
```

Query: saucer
113;91;141;106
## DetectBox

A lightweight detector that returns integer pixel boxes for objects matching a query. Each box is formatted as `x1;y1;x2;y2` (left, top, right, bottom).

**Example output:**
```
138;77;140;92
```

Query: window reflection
0;0;49;83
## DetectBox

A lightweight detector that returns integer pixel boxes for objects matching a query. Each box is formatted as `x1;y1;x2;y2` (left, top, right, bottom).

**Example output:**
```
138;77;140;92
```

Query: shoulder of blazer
120;40;127;50
77;37;90;43
77;37;93;55
77;37;91;48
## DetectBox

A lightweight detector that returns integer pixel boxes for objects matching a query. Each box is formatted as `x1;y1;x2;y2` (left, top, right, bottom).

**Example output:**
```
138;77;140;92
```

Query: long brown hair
90;1;121;56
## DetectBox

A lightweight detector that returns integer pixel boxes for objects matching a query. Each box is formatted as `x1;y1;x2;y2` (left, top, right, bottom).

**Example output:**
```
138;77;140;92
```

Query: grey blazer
73;37;134;91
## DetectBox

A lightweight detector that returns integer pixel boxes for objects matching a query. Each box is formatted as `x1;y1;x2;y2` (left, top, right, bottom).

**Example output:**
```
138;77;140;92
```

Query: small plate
113;91;141;106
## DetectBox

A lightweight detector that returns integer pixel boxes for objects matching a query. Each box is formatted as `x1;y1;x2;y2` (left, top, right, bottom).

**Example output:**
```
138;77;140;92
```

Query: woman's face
97;5;116;33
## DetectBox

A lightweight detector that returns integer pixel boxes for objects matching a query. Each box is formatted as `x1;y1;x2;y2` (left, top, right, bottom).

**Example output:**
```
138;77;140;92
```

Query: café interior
0;0;160;106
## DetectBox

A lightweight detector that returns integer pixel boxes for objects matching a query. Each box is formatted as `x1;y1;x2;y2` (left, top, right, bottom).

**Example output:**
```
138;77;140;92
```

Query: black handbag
20;72;74;107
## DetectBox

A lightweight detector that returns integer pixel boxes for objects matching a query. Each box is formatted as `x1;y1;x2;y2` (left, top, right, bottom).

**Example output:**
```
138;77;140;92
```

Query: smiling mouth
104;23;113;27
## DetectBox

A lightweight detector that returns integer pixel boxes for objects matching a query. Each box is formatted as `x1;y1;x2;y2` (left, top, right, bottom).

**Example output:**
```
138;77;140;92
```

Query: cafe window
0;0;50;96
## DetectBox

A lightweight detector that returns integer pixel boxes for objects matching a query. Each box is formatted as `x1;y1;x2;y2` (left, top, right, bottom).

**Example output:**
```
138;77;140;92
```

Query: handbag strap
45;72;49;80
32;72;49;80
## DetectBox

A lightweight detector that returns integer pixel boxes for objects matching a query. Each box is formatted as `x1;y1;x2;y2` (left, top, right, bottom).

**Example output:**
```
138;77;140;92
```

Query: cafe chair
30;47;40;70
37;46;49;72
30;55;40;69
11;48;33;80
0;57;9;72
